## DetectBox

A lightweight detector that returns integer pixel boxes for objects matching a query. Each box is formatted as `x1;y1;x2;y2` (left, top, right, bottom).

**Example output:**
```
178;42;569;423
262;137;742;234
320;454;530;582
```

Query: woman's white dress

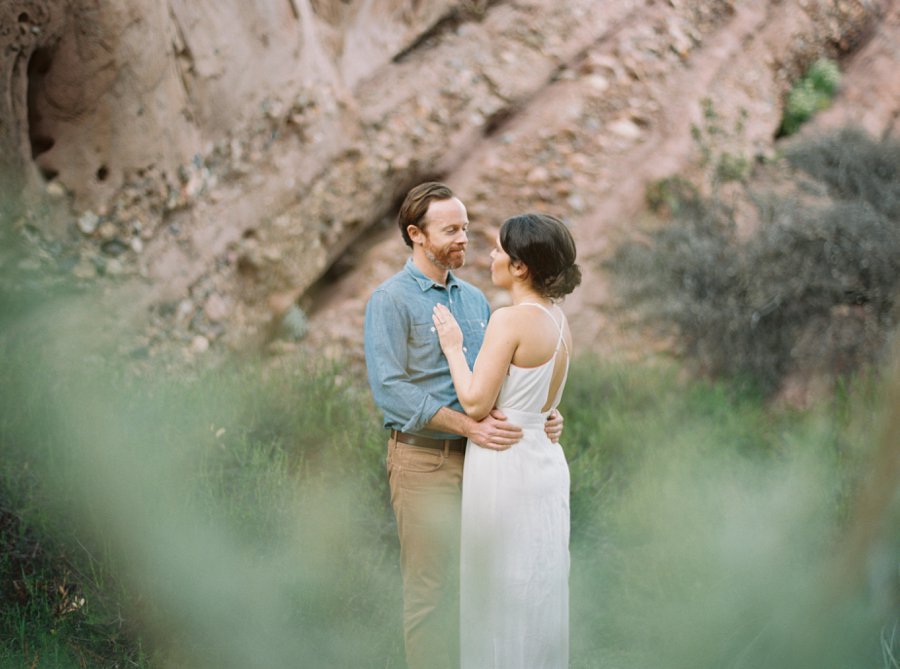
460;303;570;668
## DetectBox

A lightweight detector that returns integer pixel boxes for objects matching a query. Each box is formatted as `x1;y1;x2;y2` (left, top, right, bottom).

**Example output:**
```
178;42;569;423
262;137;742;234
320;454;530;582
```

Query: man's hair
397;182;455;248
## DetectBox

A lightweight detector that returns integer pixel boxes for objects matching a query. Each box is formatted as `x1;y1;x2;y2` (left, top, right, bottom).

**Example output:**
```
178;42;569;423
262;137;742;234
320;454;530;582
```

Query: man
364;182;563;669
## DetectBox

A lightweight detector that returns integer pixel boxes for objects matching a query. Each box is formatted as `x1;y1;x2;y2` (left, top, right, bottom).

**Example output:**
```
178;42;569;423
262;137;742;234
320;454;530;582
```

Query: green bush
807;58;841;96
610;128;900;393
779;58;841;136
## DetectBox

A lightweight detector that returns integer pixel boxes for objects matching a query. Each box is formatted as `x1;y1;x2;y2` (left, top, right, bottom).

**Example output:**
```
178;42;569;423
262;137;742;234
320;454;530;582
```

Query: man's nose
457;229;468;243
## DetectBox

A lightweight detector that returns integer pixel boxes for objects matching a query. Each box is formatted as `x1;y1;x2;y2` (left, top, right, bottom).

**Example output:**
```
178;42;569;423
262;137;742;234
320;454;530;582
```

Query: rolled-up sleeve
364;289;444;432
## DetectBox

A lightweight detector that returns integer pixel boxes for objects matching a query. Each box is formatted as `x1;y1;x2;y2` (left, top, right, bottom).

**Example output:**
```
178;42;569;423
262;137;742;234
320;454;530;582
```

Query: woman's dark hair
397;182;455;248
500;213;581;299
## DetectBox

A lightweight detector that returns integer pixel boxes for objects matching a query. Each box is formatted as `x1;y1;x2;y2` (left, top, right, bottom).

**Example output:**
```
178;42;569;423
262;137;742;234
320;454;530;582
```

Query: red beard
425;243;466;270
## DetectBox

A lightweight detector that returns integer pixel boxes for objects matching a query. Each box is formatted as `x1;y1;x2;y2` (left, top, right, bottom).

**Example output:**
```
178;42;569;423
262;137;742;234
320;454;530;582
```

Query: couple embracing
364;182;581;669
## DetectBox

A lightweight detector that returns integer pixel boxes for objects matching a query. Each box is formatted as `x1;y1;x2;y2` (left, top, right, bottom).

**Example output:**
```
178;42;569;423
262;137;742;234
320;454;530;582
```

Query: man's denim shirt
364;258;490;439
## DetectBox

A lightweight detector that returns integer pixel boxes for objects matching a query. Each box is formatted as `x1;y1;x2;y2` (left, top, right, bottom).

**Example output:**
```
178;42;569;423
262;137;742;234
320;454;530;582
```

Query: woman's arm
432;304;518;420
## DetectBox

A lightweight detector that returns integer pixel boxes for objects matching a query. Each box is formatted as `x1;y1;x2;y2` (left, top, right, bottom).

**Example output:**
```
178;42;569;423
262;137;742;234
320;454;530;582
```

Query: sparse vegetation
645;176;700;217
690;99;752;186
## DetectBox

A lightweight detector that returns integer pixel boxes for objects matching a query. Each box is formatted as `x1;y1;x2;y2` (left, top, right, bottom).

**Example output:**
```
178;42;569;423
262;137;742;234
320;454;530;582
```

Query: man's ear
407;224;424;245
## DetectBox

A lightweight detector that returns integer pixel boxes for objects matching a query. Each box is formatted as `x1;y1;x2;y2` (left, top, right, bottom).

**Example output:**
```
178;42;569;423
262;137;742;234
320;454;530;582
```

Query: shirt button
430;326;436;333
463;347;468;353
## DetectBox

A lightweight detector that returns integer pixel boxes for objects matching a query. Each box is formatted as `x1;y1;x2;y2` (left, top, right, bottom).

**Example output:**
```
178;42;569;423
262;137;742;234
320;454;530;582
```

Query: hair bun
543;263;582;299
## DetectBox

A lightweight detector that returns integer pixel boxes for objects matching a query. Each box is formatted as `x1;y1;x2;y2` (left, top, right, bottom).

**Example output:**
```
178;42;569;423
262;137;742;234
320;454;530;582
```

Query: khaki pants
387;436;465;669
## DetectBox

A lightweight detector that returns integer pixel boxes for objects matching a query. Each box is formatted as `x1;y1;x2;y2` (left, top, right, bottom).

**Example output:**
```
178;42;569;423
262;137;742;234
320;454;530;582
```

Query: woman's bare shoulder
488;305;532;326
485;306;530;343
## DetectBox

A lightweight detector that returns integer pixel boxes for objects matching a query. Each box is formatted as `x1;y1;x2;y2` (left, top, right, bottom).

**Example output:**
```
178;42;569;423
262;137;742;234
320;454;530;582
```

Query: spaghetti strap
519;302;567;353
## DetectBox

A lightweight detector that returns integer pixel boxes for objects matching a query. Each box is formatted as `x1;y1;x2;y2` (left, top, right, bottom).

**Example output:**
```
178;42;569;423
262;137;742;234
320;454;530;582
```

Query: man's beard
424;244;466;270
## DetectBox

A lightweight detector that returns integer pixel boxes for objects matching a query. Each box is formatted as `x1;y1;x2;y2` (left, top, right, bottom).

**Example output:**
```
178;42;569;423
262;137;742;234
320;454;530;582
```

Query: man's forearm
428;406;524;450
424;406;475;438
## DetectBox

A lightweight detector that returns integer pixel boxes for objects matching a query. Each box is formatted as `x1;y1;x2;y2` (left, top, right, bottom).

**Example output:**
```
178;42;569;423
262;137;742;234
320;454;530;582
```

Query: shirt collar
404;257;459;292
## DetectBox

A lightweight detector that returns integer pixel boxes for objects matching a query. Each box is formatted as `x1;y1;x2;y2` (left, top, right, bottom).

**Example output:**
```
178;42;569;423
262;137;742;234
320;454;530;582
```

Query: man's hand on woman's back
468;409;523;451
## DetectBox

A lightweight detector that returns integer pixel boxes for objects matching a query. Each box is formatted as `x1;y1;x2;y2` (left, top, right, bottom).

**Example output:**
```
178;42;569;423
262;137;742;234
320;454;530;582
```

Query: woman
432;212;581;668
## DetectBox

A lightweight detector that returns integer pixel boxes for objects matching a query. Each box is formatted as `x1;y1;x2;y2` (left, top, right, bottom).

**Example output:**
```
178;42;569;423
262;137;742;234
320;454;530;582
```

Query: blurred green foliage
1;324;401;667
563;357;898;668
2;331;896;667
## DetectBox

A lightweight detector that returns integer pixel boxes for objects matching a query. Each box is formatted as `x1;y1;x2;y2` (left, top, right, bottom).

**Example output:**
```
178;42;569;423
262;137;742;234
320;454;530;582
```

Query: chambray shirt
364;258;491;439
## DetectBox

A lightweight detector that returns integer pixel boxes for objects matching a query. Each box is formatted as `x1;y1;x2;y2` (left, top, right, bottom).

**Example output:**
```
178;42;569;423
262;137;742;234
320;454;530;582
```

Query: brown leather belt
390;429;467;453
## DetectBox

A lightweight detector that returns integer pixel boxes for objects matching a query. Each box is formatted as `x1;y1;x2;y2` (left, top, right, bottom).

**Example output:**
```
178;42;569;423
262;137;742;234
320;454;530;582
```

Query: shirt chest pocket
457;317;487;355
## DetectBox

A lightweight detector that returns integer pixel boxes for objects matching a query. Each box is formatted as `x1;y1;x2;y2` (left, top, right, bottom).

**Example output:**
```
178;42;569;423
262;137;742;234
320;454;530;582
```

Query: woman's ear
510;260;529;279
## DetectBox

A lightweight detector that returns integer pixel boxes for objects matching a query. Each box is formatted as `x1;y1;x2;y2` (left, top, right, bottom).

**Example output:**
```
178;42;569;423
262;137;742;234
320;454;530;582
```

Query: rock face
2;1;461;207
2;0;899;363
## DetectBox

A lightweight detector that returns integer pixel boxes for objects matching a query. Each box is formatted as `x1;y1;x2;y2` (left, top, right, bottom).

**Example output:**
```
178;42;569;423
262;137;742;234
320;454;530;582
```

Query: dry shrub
610;127;900;394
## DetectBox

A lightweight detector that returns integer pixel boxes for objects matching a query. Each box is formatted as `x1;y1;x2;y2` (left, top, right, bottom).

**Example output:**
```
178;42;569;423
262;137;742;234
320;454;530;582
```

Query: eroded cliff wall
1;0;461;209
2;0;898;363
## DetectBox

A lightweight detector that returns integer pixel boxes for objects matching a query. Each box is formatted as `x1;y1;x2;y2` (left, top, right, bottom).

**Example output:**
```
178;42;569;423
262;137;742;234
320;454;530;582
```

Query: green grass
563;357;897;668
1;298;897;667
1;309;402;667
